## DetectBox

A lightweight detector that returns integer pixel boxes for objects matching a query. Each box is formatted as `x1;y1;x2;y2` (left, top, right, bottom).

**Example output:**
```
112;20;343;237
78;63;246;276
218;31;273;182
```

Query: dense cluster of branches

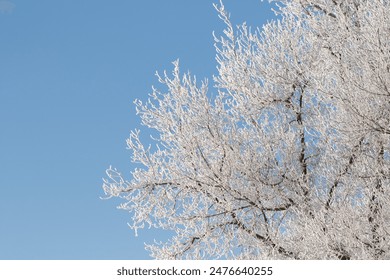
103;0;390;259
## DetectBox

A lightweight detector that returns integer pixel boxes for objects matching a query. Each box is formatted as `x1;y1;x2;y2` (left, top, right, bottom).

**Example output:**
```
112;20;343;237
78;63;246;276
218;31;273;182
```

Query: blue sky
0;0;276;259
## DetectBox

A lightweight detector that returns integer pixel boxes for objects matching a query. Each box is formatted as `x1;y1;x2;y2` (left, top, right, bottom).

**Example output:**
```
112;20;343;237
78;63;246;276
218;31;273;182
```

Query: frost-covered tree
103;0;390;259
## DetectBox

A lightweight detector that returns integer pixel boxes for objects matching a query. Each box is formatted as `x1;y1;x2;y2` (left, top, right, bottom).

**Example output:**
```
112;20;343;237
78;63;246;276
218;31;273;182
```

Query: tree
103;0;390;259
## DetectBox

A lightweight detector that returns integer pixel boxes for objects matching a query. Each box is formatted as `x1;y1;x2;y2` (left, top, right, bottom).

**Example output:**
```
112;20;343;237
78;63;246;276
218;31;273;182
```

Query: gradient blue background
0;0;276;259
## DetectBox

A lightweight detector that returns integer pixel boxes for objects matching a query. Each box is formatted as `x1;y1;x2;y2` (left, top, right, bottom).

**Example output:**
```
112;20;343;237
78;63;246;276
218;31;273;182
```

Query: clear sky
0;0;276;259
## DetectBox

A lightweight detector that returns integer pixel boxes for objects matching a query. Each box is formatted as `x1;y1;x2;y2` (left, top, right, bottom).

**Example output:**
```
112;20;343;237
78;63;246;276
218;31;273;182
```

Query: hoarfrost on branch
103;0;390;259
